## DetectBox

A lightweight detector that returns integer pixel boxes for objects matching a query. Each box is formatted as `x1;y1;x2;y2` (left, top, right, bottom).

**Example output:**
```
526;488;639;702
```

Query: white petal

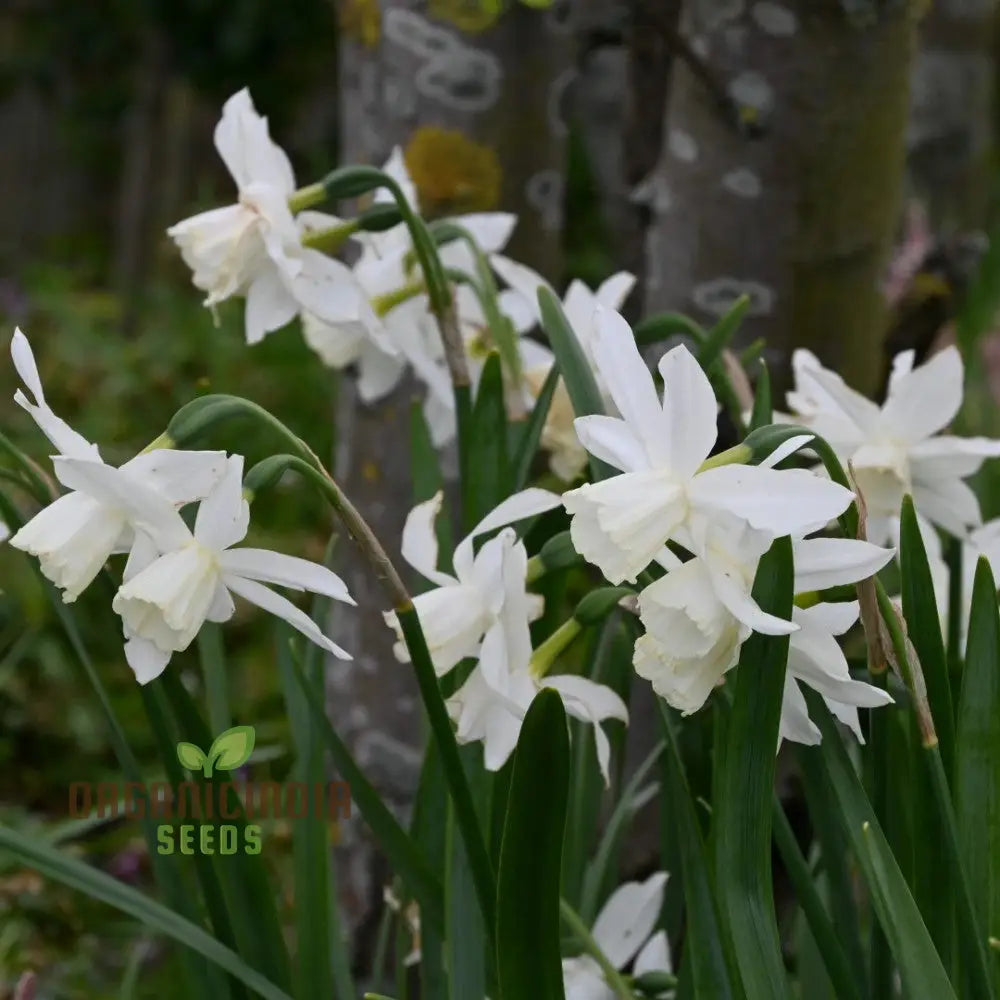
224;574;352;659
453;488;562;580
124;637;173;685
11;329;100;461
881;346;963;444
542;674;629;723
792;537;894;593
590;872;669;969
591;307;671;465
357;341;407;402
206;581;237;623
289;249;364;324
451;212;517;252
596;272;637;311
634;930;672;976
214;88;295;194
50;457;190;552
705;554;798;636
912;476;983;537
220;548;355;604
657;345;719;477
400;492;456;587
245;269;298;344
794;600;860;637
910;436;1000;480
758;434;816;469
691;466;853;538
564;471;685;585
887;349;915;393
573;414;649;473
790;353;882;437
194;455;249;552
120;449;228;506
779;674;821;746
490;254;554;310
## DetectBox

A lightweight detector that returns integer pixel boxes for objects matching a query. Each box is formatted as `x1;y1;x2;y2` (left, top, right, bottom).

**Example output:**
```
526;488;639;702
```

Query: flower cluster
7;330;355;685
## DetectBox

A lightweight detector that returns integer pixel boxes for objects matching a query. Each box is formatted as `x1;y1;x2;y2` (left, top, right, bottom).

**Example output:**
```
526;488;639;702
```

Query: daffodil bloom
383;487;562;675
635;531;894;739
490;255;637;481
563;307;855;585
783;346;1000;543
51;455;354;684
446;531;628;782
562;872;671;1000
167;89;361;345
8;329;226;602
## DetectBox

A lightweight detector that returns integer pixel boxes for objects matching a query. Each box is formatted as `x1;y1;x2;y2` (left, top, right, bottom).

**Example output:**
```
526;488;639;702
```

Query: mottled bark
908;0;997;233
330;0;574;951
644;1;919;394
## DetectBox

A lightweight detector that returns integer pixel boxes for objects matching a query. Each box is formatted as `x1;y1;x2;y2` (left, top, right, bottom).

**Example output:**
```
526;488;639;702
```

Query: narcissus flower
52;455;355;684
563;307;855;585
8;330;226;602
446;531;627;782
635;531;894;741
784;346;1000;543
383;487;562;675
168;89;360;344
562;872;671;1000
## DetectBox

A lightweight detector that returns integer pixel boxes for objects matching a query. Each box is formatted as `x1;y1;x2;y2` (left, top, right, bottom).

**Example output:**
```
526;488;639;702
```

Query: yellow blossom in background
404;126;503;216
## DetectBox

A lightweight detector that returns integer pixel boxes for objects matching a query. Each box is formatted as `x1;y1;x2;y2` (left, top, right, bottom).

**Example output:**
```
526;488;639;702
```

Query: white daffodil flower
168;89;360;345
490;255;636;481
783;346;1000;543
383;487;562;675
562;307;855;585
299;148;518;444
51;454;354;685
562;872;672;1000
446;531;628;782
636;532;894;739
7;330;226;602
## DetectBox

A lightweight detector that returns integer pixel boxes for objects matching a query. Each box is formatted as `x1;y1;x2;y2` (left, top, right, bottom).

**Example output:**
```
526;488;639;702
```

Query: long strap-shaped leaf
713;535;794;1000
804;692;958;1000
0;824;294;1000
956;558;1000;998
496;689;569;1000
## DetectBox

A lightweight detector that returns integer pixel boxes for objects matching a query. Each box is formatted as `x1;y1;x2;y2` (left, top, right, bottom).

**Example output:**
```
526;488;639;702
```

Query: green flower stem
529;618;583;678
301;220;359;254
697;443;752;472
288;182;326;213
559;898;634;1000
875;580;995;999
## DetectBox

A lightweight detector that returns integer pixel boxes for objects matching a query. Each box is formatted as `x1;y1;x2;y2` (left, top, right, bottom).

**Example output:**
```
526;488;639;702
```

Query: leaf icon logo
176;725;256;778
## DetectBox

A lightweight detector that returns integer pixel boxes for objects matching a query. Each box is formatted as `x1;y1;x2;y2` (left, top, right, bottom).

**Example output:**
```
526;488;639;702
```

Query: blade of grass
956;558;1000;996
512;363;560;491
713;535;794;1000
198;625;231;734
0;825;295;1000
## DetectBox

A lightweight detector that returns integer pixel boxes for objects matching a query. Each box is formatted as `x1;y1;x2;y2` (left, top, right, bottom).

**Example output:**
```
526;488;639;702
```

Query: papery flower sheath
563;306;855;585
783;346;1000;543
51;454;355;684
383;487;562;675
446;530;628;783
8;330;226;602
168;89;360;344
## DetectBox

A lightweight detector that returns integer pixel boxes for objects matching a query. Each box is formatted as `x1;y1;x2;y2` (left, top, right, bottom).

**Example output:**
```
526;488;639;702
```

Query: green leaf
956;557;1000;995
537;286;613;481
446;807;488;1000
0;825;295;1000
697;295;750;370
512;362;560;491
177;742;208;771
208;726;257;773
496;690;569;1000
713;535;794;1000
573;586;634;626
805;694;957;1000
658;702;735;999
899;496;954;772
632;312;707;347
466;351;509;521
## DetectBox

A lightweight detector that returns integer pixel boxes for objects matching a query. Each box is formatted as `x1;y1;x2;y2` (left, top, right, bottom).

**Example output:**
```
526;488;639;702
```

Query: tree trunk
908;0;997;234
330;0;574;957
643;1;919;394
